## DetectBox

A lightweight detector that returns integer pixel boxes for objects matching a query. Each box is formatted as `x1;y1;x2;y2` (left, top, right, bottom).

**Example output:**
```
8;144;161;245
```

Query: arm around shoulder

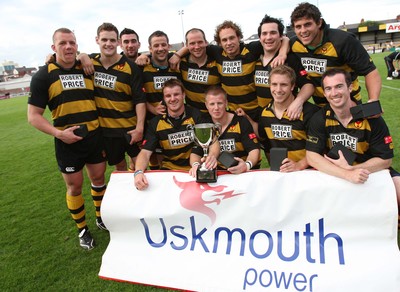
77;53;94;75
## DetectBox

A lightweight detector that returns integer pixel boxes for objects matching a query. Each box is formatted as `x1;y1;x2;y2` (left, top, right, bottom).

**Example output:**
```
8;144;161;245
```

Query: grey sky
1;0;397;68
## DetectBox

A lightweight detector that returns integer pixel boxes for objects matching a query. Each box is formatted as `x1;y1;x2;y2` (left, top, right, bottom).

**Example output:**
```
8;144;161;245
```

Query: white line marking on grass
382;84;400;91
359;79;400;91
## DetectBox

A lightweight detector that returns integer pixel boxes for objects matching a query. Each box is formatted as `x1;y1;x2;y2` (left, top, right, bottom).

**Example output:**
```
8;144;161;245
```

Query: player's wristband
192;162;200;168
134;170;144;177
245;161;253;171
173;52;182;58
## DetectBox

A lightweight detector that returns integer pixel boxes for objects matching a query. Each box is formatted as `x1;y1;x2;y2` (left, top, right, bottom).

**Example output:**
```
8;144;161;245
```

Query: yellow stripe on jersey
52;99;97;118
292;129;307;140
289;149;306;162
222;83;256;96
162;161;191;171
99;116;137;129
94;96;134;112
40;63;98;131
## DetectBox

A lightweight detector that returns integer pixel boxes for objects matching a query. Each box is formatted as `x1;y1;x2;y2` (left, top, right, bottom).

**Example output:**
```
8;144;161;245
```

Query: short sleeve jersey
259;101;319;162
290;26;376;106
91;54;145;137
207;42;263;116
29;61;99;132
180;56;220;112
141;63;181;120
254;52;312;108
142;105;204;170
192;113;261;169
306;105;394;164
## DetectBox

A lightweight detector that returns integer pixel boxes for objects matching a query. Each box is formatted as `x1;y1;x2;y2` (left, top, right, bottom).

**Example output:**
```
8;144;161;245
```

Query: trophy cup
187;123;221;183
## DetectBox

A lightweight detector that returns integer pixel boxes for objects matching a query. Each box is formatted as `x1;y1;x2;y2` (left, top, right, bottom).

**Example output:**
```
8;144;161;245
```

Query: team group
27;2;400;250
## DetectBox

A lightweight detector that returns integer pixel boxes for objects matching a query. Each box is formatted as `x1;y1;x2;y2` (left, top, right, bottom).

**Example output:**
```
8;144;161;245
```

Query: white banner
99;170;400;291
386;22;400;33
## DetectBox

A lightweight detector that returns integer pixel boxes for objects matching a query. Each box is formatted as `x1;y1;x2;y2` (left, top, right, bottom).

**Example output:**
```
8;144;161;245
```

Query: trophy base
196;168;217;183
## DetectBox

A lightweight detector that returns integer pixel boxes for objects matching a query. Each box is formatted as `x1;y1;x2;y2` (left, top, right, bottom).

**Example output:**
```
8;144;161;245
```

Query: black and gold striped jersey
91;54;145;137
254;52;311;108
141;63;181;119
192;113;261;169
306;105;394;163
290;27;376;106
180;56;220;112
217;114;261;169
207;42;263;119
29;61;99;132
142;105;204;170
259;101;319;162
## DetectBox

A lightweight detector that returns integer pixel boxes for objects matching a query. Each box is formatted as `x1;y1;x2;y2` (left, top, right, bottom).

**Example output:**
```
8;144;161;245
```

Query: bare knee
86;162;106;186
114;159;127;171
65;181;83;196
62;171;84;196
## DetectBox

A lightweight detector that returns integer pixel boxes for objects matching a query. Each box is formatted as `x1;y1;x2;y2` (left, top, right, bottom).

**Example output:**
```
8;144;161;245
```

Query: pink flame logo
173;176;244;224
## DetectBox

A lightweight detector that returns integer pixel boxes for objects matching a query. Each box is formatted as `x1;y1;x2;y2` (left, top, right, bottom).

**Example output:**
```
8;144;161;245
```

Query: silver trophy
187;123;221;183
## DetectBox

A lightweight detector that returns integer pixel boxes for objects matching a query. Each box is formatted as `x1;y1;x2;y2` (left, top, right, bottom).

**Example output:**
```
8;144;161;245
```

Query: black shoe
96;218;108;231
79;229;95;250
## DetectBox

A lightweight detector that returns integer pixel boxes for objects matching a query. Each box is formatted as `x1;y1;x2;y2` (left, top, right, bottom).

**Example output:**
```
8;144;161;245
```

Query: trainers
79;229;95;250
96;218;108;231
387;77;393;80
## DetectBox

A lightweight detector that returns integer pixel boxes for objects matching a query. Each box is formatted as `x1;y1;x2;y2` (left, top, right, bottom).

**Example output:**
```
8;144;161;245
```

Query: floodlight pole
178;10;185;44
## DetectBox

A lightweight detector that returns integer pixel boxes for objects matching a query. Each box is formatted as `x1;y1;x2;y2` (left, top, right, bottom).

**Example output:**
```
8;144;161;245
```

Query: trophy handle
187;123;220;157
204;123;221;157
213;122;221;141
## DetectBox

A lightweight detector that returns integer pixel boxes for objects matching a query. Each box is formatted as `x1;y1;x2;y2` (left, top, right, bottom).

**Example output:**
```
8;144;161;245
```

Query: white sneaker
387;77;393;80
